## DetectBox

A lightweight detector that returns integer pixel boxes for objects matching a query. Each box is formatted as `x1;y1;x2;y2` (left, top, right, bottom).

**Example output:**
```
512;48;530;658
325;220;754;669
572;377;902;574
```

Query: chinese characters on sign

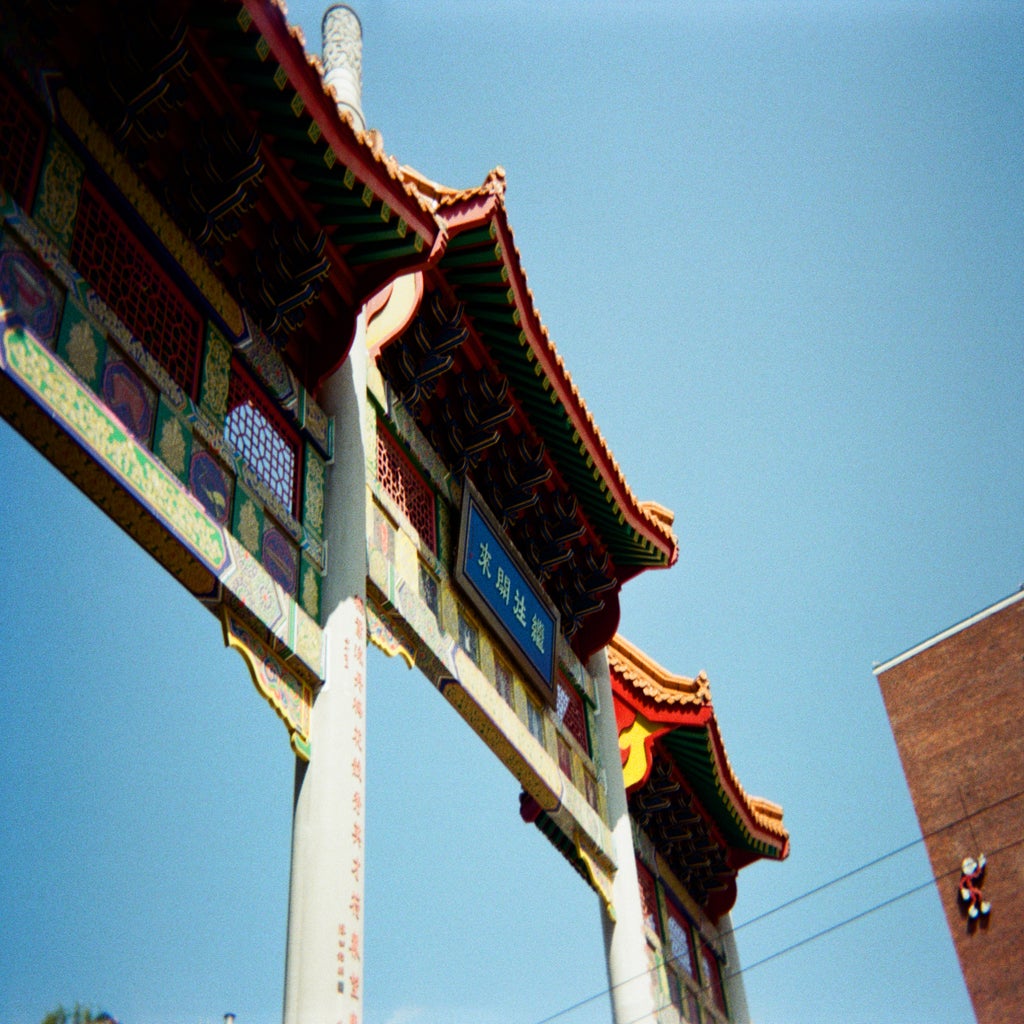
456;488;559;704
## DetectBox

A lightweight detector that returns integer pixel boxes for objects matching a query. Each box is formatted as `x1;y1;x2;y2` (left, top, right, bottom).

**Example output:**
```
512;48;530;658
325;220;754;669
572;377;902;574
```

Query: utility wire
531;790;1022;1024
613;835;1023;1024
732;835;1022;978
726;785;1024;939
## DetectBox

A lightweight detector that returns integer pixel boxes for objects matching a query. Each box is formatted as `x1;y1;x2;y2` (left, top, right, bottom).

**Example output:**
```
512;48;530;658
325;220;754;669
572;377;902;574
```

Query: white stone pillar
283;315;369;1024
589;647;660;1024
720;913;751;1024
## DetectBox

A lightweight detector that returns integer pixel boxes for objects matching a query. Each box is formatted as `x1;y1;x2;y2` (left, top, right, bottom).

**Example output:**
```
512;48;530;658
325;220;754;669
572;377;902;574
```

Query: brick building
874;590;1024;1024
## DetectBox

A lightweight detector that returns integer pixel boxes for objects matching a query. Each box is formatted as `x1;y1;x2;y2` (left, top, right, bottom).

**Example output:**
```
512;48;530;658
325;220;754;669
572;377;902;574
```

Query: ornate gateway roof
609;634;788;919
5;0;444;387
9;0;677;660
375;167;679;659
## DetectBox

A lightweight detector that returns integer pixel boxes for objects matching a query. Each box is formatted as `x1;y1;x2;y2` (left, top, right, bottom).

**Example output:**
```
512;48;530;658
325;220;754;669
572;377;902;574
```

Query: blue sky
2;2;1022;1023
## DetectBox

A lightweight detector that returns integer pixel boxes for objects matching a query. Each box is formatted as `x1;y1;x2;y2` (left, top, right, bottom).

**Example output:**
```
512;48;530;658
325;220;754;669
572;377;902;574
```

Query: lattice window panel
225;360;301;514
557;677;589;754
376;424;437;553
71;180;203;396
0;70;46;210
666;905;696;978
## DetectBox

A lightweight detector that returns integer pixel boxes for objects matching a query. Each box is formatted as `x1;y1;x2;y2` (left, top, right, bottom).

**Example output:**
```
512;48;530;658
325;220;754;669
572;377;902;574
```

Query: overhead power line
726;785;1024;939
614;835;1023;1024
731;837;1021;980
531;790;1023;1024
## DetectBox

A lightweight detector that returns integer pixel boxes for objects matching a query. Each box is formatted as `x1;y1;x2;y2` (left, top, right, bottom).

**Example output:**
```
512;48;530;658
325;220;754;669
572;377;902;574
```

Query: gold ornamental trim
2;326;227;569
222;607;312;761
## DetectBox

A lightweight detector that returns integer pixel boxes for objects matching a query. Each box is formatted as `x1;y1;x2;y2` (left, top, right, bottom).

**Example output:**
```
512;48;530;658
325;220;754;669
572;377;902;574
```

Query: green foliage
40;1004;118;1024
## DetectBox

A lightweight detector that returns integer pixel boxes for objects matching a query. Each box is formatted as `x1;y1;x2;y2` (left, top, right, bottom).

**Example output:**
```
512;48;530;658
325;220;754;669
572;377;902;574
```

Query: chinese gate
0;4;787;1023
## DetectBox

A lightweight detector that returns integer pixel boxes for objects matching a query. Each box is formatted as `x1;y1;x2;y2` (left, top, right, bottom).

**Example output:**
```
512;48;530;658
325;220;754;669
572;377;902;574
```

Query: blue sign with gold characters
455;485;559;704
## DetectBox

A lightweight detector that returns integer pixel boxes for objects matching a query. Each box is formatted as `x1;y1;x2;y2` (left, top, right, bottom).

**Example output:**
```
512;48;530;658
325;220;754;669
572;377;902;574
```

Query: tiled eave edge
433;192;678;577
226;1;448;382
241;0;439;248
493;208;677;574
610;635;788;863
661;717;789;863
609;633;712;720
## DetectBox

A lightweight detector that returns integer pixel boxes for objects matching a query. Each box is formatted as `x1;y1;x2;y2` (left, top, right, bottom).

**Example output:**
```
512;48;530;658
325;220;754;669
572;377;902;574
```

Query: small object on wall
958;854;991;920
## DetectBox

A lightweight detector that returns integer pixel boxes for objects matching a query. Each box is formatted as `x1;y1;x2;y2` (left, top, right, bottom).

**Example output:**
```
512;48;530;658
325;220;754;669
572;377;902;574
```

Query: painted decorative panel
154;396;192;483
297;385;331;458
263;524;299;596
32;133;83;254
301;443;326;540
298;554;321;622
233;486;265;559
494;658;514;706
102;351;156;445
525;697;545;746
557;734;573;779
558;676;590;754
199;321;232;428
56;298;106;391
457;611;480;663
189;447;233;526
418;562;439;619
0;229;63;348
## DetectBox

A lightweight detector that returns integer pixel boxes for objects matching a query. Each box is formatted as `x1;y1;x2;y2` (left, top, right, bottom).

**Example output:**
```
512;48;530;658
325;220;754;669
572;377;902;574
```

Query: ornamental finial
485;166;507;197
322;5;365;131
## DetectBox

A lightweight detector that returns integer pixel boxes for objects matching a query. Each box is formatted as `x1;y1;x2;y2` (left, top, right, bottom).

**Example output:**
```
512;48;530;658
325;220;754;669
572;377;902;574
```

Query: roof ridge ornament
322;4;365;131
484;165;507;197
395;165;509;208
609;634;712;707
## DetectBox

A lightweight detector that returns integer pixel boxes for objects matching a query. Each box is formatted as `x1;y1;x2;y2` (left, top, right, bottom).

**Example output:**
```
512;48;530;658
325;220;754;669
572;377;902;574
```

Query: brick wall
877;594;1024;1024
